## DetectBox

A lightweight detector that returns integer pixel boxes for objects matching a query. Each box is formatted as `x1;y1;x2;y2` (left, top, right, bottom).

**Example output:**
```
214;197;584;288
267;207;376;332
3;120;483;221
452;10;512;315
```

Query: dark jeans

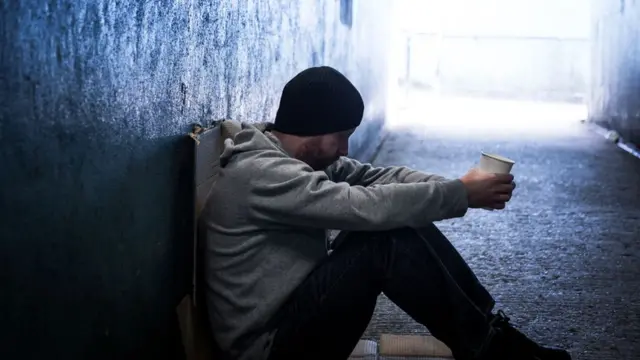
266;225;497;360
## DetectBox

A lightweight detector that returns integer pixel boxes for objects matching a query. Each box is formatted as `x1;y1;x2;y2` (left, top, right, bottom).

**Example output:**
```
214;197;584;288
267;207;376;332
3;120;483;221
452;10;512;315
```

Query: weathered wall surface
0;0;390;359
589;0;640;145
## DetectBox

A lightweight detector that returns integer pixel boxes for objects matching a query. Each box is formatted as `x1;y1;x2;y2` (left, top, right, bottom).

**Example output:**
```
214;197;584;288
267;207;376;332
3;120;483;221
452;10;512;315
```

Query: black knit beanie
272;66;364;136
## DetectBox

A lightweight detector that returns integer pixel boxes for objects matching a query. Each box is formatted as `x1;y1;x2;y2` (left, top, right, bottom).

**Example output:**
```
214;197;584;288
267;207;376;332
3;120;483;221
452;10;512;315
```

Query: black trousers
266;225;498;360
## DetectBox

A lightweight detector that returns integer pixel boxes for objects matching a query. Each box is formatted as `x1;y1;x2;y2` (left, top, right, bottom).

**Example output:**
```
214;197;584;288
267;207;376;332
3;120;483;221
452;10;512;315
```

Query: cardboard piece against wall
177;120;243;360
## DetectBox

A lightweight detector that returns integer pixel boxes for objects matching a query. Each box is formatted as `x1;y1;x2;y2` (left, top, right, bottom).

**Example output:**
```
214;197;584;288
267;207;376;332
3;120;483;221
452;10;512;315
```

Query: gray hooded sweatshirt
200;123;469;359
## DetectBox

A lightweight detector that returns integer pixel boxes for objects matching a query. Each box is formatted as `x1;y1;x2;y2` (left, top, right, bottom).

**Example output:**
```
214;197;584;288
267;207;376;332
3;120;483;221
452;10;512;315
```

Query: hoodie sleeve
247;155;468;231
325;157;448;186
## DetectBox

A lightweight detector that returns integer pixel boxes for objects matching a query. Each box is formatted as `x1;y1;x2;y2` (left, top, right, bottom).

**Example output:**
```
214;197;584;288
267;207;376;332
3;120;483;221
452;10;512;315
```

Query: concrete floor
362;94;640;359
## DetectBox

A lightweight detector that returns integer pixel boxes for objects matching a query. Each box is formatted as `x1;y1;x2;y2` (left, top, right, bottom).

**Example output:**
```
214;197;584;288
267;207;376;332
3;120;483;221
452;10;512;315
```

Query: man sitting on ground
201;66;572;360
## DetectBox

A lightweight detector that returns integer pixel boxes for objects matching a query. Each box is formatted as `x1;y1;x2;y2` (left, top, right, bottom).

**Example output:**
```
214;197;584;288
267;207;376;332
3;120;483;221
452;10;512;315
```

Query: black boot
486;310;572;360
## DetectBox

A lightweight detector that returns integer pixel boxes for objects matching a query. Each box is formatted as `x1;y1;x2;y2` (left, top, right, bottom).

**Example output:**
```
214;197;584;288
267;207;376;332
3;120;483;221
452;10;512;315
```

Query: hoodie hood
219;122;285;167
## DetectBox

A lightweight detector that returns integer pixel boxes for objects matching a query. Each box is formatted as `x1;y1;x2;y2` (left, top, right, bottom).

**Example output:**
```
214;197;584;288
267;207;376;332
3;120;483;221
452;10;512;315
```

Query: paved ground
361;94;640;359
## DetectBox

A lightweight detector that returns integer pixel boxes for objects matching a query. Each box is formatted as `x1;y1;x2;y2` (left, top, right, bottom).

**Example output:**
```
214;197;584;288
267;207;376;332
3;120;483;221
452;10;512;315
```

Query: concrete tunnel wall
0;1;391;359
589;0;640;145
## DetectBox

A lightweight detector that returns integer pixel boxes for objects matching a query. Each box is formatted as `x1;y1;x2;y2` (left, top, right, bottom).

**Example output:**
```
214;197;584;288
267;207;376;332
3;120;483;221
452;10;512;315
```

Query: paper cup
479;152;515;174
478;152;515;210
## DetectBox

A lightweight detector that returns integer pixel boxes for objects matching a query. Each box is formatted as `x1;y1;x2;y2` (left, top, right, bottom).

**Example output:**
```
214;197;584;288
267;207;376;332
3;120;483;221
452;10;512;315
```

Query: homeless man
200;66;572;360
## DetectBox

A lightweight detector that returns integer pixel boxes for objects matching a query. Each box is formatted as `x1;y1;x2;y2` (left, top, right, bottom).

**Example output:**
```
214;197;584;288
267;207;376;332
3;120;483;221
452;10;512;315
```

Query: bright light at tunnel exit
387;0;590;136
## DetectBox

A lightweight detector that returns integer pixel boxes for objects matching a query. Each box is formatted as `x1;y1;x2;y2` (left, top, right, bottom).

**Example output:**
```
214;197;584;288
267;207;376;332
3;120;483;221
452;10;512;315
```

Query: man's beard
304;150;339;171
295;142;340;170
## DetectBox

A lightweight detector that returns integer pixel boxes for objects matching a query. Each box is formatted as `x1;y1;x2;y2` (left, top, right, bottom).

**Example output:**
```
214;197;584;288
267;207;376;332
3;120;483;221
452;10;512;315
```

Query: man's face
300;129;355;170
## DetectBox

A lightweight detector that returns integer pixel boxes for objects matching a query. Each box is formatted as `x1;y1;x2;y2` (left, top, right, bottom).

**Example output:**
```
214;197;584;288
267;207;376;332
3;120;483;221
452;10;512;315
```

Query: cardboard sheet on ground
379;334;453;358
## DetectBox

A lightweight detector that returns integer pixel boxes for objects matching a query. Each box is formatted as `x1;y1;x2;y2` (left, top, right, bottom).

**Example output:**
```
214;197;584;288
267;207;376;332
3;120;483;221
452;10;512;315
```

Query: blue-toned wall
0;1;390;358
589;0;640;145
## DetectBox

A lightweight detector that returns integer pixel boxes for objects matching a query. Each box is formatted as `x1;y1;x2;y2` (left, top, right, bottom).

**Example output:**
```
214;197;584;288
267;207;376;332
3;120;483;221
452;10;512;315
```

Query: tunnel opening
387;0;590;137
358;2;640;357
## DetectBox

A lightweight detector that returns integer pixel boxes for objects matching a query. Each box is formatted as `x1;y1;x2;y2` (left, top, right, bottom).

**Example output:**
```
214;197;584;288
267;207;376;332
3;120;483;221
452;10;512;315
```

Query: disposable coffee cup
479;152;515;174
478;152;515;210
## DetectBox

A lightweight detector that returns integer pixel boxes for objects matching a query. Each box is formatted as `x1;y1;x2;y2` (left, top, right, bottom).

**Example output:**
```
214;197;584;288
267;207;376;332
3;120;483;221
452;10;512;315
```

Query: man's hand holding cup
460;153;516;211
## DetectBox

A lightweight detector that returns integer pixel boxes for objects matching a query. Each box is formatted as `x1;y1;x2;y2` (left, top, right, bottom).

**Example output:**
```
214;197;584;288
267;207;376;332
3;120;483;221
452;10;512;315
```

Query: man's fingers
492;202;506;210
496;193;511;202
495;184;515;194
493;173;514;183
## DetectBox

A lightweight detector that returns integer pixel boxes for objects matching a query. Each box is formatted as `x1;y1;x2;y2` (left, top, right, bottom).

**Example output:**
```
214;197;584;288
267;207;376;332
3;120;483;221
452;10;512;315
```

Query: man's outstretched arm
247;155;468;231
325;157;448;187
